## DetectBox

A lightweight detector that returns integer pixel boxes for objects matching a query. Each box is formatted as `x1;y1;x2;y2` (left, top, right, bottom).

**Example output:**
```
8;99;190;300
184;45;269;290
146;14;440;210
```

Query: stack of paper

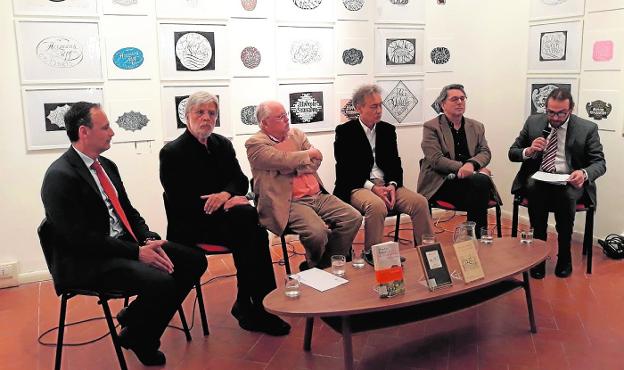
531;171;570;185
294;268;348;292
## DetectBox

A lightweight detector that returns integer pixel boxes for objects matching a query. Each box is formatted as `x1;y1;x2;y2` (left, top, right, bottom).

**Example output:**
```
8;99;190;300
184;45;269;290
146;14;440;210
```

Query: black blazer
333;119;403;203
159;129;248;245
41;147;157;290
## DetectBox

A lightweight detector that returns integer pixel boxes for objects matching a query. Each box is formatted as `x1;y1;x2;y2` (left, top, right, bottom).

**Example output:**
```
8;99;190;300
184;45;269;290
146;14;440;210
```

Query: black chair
428;198;503;237
510;193;595;274
162;192;231;336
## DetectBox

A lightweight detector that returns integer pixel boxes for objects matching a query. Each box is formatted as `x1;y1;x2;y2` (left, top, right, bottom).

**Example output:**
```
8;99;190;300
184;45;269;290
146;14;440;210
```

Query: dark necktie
91;160;138;242
540;127;558;173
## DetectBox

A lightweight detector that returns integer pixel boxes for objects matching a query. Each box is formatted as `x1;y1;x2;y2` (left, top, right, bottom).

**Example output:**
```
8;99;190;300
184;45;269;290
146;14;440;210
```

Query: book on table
417;243;453;291
371;241;405;298
453;239;485;283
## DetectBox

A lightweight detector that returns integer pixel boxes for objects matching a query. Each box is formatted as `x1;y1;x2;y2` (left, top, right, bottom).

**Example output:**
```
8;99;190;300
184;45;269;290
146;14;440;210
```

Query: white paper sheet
294;268;348;292
531;171;570;185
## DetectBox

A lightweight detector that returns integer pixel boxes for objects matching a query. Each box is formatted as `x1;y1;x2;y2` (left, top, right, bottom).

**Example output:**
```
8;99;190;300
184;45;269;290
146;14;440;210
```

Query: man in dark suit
159;91;290;336
509;88;606;279
334;84;433;264
41;102;207;366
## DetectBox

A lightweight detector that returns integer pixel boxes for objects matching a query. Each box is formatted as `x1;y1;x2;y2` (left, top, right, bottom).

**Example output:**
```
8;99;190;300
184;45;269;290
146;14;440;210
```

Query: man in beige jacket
246;101;362;269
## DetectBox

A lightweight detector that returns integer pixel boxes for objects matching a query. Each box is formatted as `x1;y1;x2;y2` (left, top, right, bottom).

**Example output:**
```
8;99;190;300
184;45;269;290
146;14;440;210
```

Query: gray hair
352;84;382;108
185;91;219;117
432;84;467;114
255;100;275;125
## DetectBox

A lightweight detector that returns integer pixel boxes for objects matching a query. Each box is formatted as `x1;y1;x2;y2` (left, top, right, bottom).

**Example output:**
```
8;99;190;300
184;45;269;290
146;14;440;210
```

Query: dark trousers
431;173;492;235
526;178;583;261
97;241;207;351
197;205;276;313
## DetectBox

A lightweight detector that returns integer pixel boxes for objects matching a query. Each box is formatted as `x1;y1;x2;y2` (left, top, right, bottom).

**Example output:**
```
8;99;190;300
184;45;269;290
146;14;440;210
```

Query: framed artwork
337;93;359;124
529;0;585;21
375;0;425;24
15;20;103;84
425;37;455;73
230;78;277;135
375;27;424;76
526;77;579;117
107;99;157;143
103;17;153;80
276;26;335;79
158;23;228;81
229;19;274;77
527;20;583;73
160;84;232;140
22;86;104;150
277;82;335;133
230;0;274;18
377;79;424;126
275;0;335;22
101;0;152;15
155;0;227;20
582;29;622;71
587;0;624;12
578;89;620;132
336;0;373;20
336;37;371;75
12;0;98;17
424;87;442;122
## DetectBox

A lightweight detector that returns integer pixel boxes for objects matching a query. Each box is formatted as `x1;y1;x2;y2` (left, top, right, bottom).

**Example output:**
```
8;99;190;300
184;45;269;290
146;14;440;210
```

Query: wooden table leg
341;316;354;370
522;271;537;333
303;317;314;351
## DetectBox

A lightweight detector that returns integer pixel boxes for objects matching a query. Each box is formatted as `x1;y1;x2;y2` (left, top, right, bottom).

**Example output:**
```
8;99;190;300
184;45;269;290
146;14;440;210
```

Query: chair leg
511;198;520;238
584;207;595;274
123;297;129;307
99;297;128;370
54;294;69;370
281;235;292;275
178;307;192;341
393;213;401;242
495;204;502;238
195;282;209;336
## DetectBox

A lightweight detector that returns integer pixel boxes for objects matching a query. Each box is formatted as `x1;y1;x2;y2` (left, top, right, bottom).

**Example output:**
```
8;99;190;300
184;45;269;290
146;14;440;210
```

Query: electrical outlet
0;261;19;289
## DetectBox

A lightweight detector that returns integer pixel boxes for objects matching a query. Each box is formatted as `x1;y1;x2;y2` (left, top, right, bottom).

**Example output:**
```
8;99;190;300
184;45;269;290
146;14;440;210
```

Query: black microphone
542;126;552;138
445;171;488;180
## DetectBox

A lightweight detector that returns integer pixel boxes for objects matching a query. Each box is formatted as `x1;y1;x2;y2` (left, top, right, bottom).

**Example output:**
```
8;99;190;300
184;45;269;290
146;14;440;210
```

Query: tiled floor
2;213;623;370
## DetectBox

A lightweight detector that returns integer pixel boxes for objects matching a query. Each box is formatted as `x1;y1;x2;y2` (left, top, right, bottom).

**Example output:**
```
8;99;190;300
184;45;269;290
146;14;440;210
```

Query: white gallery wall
0;0;622;283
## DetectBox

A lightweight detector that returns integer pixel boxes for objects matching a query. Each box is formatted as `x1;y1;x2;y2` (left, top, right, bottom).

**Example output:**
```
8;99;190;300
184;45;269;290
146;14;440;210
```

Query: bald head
256;100;290;141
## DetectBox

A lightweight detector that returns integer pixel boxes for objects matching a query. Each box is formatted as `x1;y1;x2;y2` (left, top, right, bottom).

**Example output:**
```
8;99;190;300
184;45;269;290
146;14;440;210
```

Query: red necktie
540;127;558;173
91;160;138;242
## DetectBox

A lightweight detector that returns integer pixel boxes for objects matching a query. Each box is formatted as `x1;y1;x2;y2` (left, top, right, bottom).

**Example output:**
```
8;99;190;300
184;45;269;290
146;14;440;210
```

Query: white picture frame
529;0;585;21
526;77;579;117
155;0;227;20
108;99;157;143
375;26;424;76
276;26;335;79
101;0;153;15
277;82;336;133
527;20;583;73
230;78;277;136
22;86;104;151
103;17;153;80
578;89;620;132
425;37;455;73
275;0;335;23
160;84;232;141
377;78;424;126
374;0;425;24
158;23;228;81
336;0;373;21
12;0;98;17
587;0;624;13
229;0;274;18
15;20;103;84
336;37;371;75
582;29;622;71
229;19;275;77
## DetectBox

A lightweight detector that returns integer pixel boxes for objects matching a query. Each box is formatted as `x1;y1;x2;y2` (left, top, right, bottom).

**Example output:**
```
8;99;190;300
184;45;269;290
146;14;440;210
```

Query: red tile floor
2;213;623;370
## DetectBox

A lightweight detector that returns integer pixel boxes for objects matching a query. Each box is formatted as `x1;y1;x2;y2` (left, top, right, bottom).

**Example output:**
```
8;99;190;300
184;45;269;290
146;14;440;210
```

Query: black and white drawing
530;0;584;20
116;111;149;132
36;37;83;68
174;31;215;71
342;48;364;65
108;99;157;143
276;0;333;22
430;47;450;65
290;40;322;64
579;89;620;132
240;105;258;125
382;81;418;123
230;19;273;77
44;103;72;131
389;0;409;4
13;0;98;16
376;0;424;23
277;26;334;78
175;95;190;128
540;31;567;61
290;92;324;124
293;0;323;10
339;98;359;122
386;39;416;65
585;100;612;120
240;46;261;69
530;84;570;114
343;0;364;11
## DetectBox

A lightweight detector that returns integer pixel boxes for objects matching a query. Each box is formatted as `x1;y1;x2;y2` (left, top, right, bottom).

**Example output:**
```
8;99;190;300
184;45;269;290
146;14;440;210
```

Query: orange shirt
292;173;320;199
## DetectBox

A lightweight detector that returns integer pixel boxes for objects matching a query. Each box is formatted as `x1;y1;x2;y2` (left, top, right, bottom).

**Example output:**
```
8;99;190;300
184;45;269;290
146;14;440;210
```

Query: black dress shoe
118;328;166;366
116;307;128;327
363;250;374;266
555;260;572;278
237;310;291;336
530;261;546;279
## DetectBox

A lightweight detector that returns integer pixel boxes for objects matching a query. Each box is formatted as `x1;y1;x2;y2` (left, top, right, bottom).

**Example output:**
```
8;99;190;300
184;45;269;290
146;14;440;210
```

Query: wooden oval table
264;237;550;370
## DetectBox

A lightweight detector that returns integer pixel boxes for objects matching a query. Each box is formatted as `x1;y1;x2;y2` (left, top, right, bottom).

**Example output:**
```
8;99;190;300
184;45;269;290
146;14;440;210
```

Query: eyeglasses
546;109;569;118
191;109;218;118
448;96;467;103
270;112;289;121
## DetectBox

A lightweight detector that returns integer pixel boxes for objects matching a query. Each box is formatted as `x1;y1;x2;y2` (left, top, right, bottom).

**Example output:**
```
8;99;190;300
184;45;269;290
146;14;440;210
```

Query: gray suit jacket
508;113;606;205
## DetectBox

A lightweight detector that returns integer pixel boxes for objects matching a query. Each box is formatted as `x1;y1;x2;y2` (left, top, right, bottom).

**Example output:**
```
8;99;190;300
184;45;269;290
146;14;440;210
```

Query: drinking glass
284;275;300;298
331;255;346;277
480;227;493;244
520;228;534;244
422;234;436;245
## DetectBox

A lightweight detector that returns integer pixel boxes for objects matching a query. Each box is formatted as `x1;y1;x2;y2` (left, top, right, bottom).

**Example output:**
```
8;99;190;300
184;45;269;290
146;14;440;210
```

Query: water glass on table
351;247;365;269
331;255;346;277
520;227;534;244
284;275;300;298
422;234;436;245
480;227;493;244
